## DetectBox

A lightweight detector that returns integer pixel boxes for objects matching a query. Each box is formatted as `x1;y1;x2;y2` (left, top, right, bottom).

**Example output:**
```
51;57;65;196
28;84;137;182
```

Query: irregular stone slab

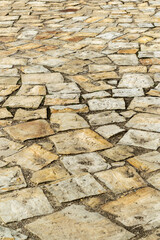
29;56;67;67
46;82;80;94
5;143;58;171
50;104;89;113
128;151;160;173
109;54;139;65
147;89;160;97
0;108;12;118
120;110;136;118
46;174;106;203
101;187;160;230
128;97;160;115
82;91;110;99
89;64;116;72
88;72;119;81
0;77;19;85
31;164;70;184
100;145;134;161
119;66;147;74
108;42;139;50
25;204;133;240
0;85;19;95
0;225;27;240
3;96;43;109
4;120;54;141
113;88;144;97
88;98;125;111
141;229;160;240
0;138;23;158
118;74;154;88
0;57;27;65
98;32;123;40
50;129;113;154
50;113;89;132
0;69;19;77
14;108;47;121
119;129;160;150
95;166;146;194
0;187;53;223
61;152;111;175
16;85;46;95
96;125;125;139
44;93;80;105
21;65;49;74
126;113;160;132
22;73;64;84
147;172;160;190
0;166;26;193
87;111;125;126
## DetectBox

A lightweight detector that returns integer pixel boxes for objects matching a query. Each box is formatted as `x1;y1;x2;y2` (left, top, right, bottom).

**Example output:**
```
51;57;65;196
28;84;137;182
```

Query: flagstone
4;143;58;171
14;108;47;121
0;77;19;85
95;166;146;194
146;172;160;190
141;229;160;240
0;138;23;158
26;204;133;240
118;74;154;88
0;166;26;193
4;120;54;141
44;93;80;105
88;98;125;111
77;81;114;92
0;187;53;223
82;91;110;99
46;82;80;94
16;85;46;95
96;125;125;139
0;225;27;240
101;187;160;230
50;104;89;113
88;72;119;81
22;73;64;84
0;85;19;95
89;64;116;72
3;96;43;109
50;129;113;154
0;108;12;118
109;54;139;65
50;112;89;132
113;88;144;97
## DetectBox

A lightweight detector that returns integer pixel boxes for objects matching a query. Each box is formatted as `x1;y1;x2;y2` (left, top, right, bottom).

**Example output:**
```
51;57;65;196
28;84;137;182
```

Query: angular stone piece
50;129;113;154
98;32;123;40
44;93;80;105
87;111;125;126
128;97;160;115
82;91;110;99
0;138;23;158
0;187;53;223
0;108;12;118
109;54;139;65
88;98;125;111
0;166;26;193
0;85;19;96
0;77;19;85
26;204;133;240
0;225;27;240
5;143;58;171
101;187;160;230
96;125;125;139
16;85;46;95
119;129;160;150
4;120;54;141
118;74;154;88
101;145;134;161
50;113;89;132
147;172;160;190
14;108;47;121
31;164;70;184
128;151;160;173
126;113;160;132
61;152;111;175
22;73;64;84
113;88;144;97
89;64;116;72
50;104;89;113
95;166;146;194
46;174;106;203
46;82;80;94
3;96;43;109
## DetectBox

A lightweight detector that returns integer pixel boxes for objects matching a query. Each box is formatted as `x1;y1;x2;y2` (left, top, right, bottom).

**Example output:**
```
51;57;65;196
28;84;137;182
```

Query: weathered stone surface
50;129;113;154
87;111;125;126
147;172;160;190
50;113;89;132
140;229;160;240
109;54;139;65
0;187;53;223
0;138;23;158
4;120;54;141
88;98;125;111
22;73;64;84
118;74;154;88
14;108;47;121
16;85;46;95
46;174;106;203
5;143;58;171
126;113;160;132
50;104;89;113
101;187;160;230
128;151;160;173
0;85;19;95
0;108;12;118
45;93;80;105
119;129;160;150
95;166;146;194
96;125;125;139
61;152;111;174
0;226;27;240
101;145;134;161
89;64;116;72
82;91;110;99
46;82;80;94
3;96;43;109
26;204;133;240
0;77;19;85
113;88;144;97
0;166;26;193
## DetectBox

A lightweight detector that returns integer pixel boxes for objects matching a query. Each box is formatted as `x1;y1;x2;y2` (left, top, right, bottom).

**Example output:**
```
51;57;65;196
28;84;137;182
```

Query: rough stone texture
88;98;125;111
14;108;47;121
118;74;154;88
96;125;125;139
0;226;27;240
3;96;43;109
0;138;23;158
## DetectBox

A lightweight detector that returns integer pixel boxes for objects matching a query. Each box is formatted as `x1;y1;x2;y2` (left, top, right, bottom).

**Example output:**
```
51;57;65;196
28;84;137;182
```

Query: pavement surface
0;0;160;239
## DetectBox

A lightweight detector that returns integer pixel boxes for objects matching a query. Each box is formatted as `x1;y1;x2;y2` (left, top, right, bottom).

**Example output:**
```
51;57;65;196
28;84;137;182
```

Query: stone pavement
0;0;160;239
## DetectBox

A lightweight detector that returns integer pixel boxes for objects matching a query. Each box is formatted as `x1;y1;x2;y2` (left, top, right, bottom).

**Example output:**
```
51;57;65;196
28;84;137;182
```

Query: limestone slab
26;204;133;240
0;187;53;223
95;166;146;194
0;138;23;158
5;143;58;171
88;98;125;111
0;85;19;95
46;82;80;94
82;91;110;99
113;88;144;97
22;73;64;84
0;77;19;85
0;108;12;118
44;93;80;105
50;129;113;154
140;229;160;240
109;54;139;65
4;120;54;141
14;108;47;121
118;74;154;88
3;96;43;109
102;187;160;230
16;85;46;95
96;125;125;139
147;172;160;190
50;104;89;113
0;225;27;240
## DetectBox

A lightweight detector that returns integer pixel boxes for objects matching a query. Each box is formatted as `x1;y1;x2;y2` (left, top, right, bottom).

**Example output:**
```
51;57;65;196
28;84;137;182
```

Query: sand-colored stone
14;108;47;121
16;85;46;95
0;85;19;95
22;73;64;84
101;145;134;161
3;96;43;109
44;93;80;105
